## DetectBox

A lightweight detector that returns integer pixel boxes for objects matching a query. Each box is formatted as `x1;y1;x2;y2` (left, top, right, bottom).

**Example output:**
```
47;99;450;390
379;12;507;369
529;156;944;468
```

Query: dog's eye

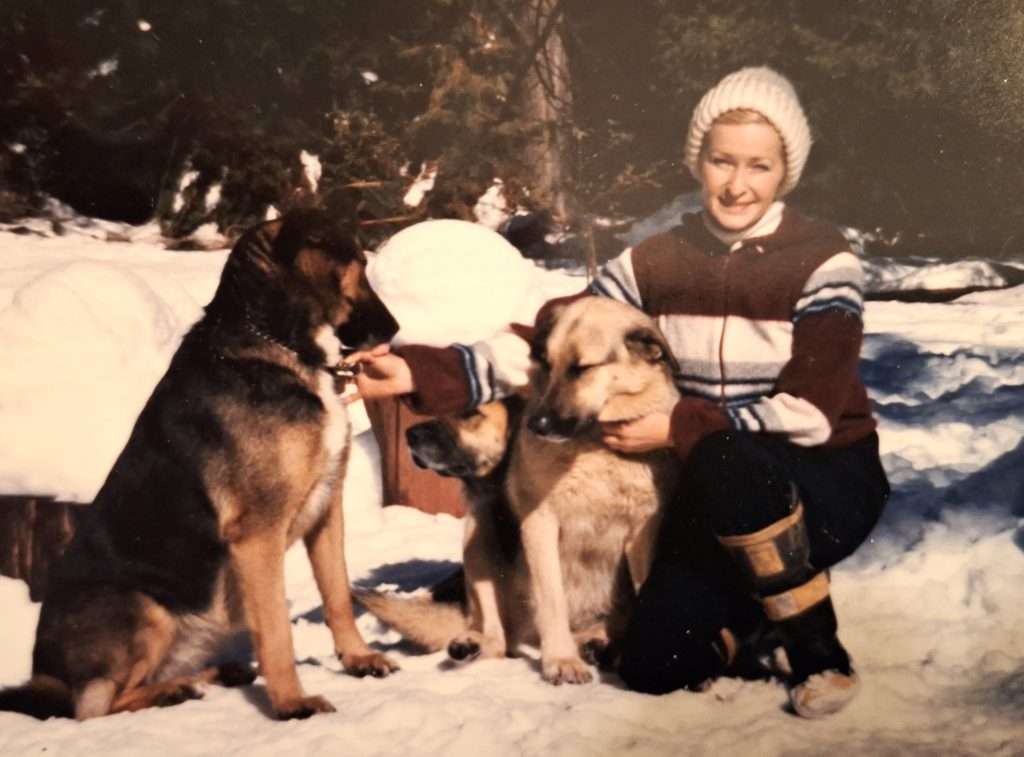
566;362;598;379
530;347;549;371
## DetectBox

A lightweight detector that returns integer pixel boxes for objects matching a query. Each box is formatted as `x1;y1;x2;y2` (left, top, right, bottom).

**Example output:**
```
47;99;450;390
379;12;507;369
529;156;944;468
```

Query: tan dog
513;296;681;684
358;297;681;684
0;209;400;721
357;395;622;665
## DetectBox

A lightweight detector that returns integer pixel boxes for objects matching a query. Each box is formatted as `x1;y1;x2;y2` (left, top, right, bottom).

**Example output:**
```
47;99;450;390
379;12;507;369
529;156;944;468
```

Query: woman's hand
344;344;415;404
600;412;673;453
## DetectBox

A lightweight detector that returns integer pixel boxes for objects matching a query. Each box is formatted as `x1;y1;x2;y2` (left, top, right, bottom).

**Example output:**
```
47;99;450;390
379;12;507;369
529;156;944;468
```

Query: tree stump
0;496;85;601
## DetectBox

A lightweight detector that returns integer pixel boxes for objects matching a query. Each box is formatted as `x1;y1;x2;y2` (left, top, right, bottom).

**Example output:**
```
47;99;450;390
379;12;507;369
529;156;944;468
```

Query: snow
472;181;511;231
864;256;1024;295
402;163;438;208
367;219;572;347
174;170;200;212
1;216;1023;755
301;151;322;195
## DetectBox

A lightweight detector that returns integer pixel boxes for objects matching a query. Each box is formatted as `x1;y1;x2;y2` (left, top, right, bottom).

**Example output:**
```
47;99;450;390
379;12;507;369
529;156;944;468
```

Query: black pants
619;431;889;695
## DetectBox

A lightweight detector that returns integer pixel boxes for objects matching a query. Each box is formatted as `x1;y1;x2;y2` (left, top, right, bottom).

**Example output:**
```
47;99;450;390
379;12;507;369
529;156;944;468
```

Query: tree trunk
519;0;574;222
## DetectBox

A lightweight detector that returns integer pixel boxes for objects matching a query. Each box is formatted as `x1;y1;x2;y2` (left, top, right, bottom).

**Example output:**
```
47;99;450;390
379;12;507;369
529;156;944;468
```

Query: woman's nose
723;172;745;201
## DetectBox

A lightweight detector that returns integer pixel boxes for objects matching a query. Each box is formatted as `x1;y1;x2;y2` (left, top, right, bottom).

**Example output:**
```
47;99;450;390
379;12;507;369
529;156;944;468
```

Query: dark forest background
0;0;1020;258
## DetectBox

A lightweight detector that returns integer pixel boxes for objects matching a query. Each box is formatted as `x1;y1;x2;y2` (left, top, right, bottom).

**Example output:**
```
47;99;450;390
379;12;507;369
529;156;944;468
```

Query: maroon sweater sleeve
392;344;474;416
776;309;864;430
669;397;732;461
391;288;590;417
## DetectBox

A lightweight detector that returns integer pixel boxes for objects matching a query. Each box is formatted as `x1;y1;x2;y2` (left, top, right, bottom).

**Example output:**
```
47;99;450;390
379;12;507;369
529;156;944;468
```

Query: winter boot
717;502;860;718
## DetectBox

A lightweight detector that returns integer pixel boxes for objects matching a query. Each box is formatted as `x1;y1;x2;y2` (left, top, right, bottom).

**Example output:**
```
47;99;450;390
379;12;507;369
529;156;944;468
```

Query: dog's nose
405;425;428;447
527;413;554;437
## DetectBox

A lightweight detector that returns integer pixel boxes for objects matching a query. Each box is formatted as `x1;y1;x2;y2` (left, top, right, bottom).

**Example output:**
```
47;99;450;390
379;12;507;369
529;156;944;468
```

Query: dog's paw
342;651;400;678
153;682;206;708
577;637;609;667
274;694;337;720
541;656;594;685
215;661;257;688
447;637;482;662
447;631;505;662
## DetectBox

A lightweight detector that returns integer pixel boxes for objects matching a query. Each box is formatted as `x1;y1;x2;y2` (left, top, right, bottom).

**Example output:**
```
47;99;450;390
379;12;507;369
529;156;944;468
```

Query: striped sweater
397;205;877;460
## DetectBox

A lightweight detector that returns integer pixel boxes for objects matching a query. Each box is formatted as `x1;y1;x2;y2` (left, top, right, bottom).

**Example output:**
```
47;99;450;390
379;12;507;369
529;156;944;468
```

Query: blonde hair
713;108;772;127
698;108;788;169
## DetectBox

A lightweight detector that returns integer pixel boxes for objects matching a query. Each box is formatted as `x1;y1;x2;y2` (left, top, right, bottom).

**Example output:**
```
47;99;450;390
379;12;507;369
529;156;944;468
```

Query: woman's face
699;121;786;233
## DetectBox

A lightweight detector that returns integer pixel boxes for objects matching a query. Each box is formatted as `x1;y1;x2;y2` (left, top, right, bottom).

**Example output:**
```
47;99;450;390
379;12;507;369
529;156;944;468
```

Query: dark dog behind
0;208;399;721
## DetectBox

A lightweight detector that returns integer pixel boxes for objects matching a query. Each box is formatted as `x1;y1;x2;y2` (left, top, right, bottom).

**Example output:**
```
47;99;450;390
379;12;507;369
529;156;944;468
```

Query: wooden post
0;496;85;601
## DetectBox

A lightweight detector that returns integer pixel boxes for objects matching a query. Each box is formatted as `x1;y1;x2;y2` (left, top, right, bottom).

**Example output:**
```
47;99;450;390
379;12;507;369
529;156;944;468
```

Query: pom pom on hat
684;66;811;196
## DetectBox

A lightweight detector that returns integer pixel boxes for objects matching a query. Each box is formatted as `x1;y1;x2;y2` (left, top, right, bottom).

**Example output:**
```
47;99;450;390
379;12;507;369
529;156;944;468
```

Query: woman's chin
710;209;759;233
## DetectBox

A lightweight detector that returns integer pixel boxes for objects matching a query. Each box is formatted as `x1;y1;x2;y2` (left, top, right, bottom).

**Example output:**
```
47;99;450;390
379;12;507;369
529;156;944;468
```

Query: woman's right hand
344;344;415;403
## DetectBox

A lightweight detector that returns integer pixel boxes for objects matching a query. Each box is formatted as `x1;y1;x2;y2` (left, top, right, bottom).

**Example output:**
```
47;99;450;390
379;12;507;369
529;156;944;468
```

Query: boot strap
718;503;806;580
762;572;830;621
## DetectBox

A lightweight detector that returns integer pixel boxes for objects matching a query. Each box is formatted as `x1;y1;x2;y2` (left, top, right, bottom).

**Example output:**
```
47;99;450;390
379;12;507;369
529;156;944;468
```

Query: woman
351;66;889;718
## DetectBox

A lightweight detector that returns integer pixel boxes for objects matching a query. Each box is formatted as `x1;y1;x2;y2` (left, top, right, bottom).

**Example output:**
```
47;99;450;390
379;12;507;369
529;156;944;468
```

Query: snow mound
0;241;222;501
8;260;178;357
368;220;533;347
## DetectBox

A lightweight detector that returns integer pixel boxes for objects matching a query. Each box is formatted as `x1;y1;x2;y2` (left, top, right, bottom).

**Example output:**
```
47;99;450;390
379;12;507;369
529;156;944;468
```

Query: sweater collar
679;201;808;256
700;201;786;251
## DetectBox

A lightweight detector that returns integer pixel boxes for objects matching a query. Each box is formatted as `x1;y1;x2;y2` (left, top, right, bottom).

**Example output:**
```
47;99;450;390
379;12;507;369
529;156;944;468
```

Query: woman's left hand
600;412;673;453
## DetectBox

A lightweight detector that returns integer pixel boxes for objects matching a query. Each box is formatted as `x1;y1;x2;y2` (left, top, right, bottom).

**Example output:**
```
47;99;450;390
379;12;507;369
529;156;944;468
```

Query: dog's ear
529;330;549;368
275;208;361;265
625;326;679;372
272;208;327;264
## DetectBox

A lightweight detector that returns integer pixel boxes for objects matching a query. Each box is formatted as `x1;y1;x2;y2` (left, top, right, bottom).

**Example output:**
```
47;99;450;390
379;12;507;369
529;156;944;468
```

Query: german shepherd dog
358;297;681;684
355;397;534;662
0;209;399;721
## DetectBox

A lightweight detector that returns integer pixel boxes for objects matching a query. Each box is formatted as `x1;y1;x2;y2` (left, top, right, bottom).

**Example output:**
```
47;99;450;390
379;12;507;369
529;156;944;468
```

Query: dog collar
328;360;361;394
241;316;359;393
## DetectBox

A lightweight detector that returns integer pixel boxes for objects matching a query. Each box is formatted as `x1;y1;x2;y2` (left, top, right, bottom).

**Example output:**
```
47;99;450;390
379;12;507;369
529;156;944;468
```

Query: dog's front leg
305;493;399;678
231;531;335;719
519;506;593;684
449;507;509;661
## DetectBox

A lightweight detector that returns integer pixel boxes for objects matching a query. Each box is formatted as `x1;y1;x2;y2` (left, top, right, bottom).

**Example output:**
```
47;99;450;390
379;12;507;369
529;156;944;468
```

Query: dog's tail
0;675;74;720
354;588;469;653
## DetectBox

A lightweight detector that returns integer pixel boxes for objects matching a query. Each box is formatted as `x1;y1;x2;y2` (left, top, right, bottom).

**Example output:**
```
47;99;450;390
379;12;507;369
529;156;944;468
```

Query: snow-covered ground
0;215;1022;756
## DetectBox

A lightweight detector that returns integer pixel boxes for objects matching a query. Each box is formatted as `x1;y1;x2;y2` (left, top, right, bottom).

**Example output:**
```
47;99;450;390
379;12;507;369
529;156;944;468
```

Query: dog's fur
356;397;535;661
358;297;681;683
0;209;400;721
513;296;681;684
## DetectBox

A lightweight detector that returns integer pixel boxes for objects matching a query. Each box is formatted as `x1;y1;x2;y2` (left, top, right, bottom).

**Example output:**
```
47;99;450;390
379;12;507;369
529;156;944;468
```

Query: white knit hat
684;66;811;196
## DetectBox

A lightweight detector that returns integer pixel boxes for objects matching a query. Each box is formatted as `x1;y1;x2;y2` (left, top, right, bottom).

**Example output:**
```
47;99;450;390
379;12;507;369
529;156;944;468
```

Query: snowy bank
0;222;1022;756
